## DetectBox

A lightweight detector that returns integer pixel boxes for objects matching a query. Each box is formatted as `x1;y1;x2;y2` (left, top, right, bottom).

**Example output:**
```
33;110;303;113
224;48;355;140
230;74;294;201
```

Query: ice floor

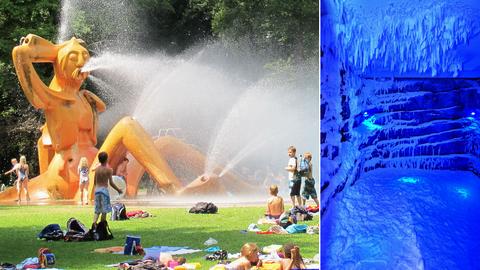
321;169;480;269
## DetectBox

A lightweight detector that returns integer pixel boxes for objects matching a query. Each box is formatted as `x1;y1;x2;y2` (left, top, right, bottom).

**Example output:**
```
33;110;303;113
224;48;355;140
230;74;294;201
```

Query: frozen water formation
333;0;480;76
322;169;480;269
322;0;480;268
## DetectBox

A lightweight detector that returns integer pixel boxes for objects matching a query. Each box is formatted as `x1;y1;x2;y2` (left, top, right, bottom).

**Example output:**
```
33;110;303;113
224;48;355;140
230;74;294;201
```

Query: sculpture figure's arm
81;90;106;113
11;34;59;109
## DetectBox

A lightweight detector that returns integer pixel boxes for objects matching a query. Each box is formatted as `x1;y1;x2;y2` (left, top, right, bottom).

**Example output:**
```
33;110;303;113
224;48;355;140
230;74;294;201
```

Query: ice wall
321;0;480;215
334;0;480;76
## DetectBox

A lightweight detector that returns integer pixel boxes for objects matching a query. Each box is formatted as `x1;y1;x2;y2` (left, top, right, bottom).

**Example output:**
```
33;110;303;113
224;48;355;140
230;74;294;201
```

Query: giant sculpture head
55;37;90;82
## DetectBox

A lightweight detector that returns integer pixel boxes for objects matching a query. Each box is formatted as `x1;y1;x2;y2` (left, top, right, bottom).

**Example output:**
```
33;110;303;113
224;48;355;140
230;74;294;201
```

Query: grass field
0;205;319;269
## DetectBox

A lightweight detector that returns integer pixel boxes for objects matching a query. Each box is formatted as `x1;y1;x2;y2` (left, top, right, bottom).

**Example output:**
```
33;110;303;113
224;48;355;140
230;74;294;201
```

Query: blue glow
455;188;469;199
362;116;382;131
321;0;480;268
398;177;419;184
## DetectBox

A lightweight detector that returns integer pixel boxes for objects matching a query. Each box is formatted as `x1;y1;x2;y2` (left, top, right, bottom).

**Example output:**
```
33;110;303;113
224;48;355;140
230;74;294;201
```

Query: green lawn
0;205;319;269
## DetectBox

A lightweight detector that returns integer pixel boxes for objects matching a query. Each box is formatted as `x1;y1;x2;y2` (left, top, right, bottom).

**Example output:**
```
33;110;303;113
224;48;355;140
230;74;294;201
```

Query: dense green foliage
0;0;318;184
211;0;319;63
0;205;319;269
0;0;59;181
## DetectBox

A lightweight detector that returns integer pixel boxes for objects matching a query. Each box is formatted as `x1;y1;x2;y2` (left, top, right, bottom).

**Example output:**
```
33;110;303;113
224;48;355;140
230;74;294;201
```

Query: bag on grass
111;203;128;221
92;220;113;241
38;248;55;268
290;206;313;221
123;235;144;255
64;217;92;241
189;202;218;214
205;250;228;261
38;224;64;241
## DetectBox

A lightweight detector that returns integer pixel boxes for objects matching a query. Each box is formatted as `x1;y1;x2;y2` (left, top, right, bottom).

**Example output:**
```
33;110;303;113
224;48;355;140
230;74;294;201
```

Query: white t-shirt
288;157;297;180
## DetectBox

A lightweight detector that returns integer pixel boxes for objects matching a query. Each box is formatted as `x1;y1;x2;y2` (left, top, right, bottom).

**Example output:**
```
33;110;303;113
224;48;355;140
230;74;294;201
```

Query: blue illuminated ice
398;177;419;184
333;0;480;76
322;169;480;269
455;187;469;199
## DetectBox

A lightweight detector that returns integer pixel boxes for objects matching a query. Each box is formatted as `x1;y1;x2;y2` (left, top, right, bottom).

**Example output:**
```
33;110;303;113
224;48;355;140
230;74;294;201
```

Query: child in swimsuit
16;156;30;203
78;157;90;205
265;185;284;219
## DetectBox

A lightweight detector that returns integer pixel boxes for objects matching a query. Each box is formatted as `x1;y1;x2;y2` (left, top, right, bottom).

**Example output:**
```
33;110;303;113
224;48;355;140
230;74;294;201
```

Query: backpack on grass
92;220;114;241
64;217;92;241
38;224;64;241
290;206;313;221
189;202;218;214
38;248;55;268
111;203;128;221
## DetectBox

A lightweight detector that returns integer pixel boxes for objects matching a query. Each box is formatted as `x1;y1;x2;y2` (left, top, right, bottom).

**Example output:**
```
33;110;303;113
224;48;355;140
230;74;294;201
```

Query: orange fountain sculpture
0;34;254;201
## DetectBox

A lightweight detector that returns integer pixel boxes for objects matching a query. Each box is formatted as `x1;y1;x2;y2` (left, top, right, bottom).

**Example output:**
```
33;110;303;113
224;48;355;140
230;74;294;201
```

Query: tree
0;0;59;184
211;0;319;64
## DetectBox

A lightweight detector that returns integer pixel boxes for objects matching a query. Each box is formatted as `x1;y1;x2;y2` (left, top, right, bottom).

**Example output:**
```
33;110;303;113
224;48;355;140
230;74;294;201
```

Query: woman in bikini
227;243;261;270
16;156;30;203
78;157;90;205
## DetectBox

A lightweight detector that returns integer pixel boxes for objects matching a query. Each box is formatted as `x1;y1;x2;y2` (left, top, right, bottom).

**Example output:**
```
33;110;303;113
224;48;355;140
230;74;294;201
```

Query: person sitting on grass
226;243;261;270
265;185;284;219
280;243;306;270
92;152;123;228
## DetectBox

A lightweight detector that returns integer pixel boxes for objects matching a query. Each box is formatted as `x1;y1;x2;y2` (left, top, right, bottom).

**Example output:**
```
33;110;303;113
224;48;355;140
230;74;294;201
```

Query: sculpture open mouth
72;68;89;80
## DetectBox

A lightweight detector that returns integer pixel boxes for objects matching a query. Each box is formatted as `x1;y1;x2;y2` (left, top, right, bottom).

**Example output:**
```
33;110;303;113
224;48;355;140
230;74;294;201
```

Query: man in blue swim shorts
92;152;123;226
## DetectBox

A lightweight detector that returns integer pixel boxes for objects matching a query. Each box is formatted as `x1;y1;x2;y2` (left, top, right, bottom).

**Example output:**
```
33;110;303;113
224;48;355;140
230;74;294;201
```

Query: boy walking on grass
285;146;301;207
93;152;123;227
301;152;319;207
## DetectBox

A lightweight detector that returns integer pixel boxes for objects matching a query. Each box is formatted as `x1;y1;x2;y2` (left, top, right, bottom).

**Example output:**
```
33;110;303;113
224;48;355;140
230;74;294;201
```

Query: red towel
256;231;274;235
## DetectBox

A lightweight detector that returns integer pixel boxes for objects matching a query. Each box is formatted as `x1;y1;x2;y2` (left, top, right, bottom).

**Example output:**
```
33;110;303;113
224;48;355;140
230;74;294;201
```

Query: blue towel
142;246;189;260
204;246;221;252
286;224;308;234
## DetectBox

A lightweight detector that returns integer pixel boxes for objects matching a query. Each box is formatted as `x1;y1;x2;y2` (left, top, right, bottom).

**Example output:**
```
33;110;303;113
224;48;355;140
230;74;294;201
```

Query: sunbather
280;243;305;270
226;243;260;270
265;185;284;219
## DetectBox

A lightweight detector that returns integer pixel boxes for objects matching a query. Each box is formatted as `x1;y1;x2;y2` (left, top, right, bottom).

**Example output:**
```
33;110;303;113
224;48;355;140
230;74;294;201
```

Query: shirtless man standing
93;152;123;226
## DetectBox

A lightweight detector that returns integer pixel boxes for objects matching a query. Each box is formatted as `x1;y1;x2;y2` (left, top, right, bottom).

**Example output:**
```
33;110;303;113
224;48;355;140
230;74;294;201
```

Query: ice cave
321;0;480;269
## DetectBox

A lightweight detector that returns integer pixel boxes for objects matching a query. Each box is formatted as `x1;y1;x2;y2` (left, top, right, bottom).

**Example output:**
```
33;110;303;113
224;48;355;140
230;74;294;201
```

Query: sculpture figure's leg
37;136;55;174
125;157;143;197
88;117;182;199
125;136;258;197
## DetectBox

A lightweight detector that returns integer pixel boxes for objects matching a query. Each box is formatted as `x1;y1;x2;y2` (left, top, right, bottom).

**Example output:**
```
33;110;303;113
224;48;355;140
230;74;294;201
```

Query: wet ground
0;195;267;207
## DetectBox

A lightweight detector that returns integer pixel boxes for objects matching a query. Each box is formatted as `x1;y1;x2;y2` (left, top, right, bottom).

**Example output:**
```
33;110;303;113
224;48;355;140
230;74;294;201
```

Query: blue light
398;177;419;184
471;112;476;116
456;188;469;199
362;116;382;131
363;112;369;117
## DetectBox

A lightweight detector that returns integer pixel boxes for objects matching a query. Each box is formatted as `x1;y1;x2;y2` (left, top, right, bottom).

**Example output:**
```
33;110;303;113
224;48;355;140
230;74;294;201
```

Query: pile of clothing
126;210;152;218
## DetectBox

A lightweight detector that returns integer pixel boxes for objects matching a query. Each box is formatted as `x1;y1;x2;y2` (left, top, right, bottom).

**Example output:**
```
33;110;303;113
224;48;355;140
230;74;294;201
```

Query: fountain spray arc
0;0;319;201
